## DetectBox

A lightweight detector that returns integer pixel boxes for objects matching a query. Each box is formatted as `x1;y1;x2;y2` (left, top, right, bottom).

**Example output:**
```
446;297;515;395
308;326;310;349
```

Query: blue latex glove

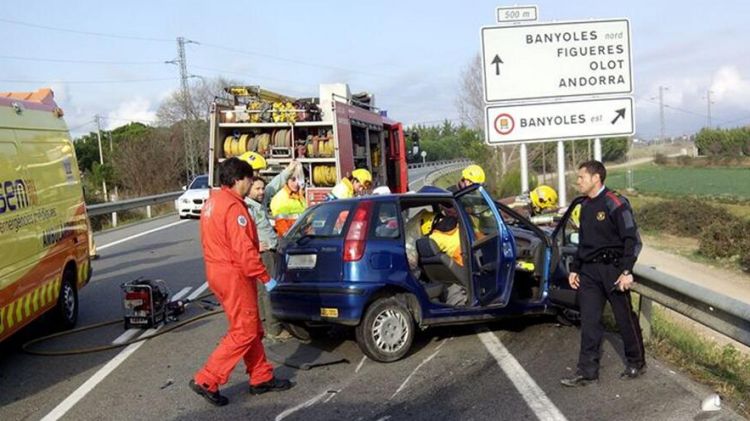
265;278;278;292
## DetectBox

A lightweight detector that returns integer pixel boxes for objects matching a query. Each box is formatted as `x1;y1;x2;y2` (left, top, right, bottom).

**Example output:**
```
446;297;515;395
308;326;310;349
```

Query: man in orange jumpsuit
190;157;292;406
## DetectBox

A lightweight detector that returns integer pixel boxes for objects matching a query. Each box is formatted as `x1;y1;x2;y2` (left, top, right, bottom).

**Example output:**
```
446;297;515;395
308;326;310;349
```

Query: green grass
607;165;750;200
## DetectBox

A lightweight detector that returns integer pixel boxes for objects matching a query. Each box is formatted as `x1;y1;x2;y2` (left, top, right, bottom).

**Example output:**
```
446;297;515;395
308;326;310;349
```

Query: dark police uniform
569;187;645;379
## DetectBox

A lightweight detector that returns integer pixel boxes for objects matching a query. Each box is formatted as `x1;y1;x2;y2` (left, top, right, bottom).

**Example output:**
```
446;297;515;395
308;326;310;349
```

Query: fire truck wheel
54;268;79;330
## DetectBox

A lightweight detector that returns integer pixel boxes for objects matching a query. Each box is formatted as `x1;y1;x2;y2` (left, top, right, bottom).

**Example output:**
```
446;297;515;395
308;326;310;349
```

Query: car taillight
343;201;374;262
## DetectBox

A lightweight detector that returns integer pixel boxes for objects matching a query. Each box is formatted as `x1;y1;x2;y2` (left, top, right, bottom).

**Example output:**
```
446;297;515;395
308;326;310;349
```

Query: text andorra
520;114;586;128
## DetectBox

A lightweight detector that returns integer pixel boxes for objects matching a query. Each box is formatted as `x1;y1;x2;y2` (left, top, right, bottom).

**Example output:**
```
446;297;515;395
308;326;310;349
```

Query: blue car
271;185;579;362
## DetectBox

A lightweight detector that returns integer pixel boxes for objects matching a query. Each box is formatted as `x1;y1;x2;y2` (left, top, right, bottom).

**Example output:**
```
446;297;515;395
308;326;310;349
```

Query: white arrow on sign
484;97;635;145
481;19;633;102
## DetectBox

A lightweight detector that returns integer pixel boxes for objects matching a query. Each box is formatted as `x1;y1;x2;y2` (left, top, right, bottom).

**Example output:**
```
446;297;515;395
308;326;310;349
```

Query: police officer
561;160;645;387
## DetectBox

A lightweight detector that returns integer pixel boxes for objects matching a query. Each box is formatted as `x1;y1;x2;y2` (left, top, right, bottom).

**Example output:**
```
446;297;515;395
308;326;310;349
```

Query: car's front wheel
355;296;414;362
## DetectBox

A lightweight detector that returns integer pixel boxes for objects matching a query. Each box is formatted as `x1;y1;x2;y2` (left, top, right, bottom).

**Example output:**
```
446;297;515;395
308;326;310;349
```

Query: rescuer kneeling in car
420;210;467;306
190;157;292;406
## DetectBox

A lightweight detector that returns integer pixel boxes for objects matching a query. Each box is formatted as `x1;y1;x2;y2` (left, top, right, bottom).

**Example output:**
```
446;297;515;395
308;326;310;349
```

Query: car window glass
457;189;499;239
372;202;400;239
286;202;353;241
189;176;209;189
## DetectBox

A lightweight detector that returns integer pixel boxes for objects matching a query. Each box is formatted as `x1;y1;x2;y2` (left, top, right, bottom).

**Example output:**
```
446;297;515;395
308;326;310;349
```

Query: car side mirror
182;185;187;191
568;232;579;245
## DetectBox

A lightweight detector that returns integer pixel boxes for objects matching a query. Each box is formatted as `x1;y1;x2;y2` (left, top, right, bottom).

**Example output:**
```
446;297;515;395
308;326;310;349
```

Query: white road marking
477;329;567;421
323;390;338;403
390;339;447;400
97;219;189;251
41;327;159;421
170;286;192;302
111;328;141;345
376;417;392;421
275;389;329;421
187;282;209;302
355;356;367;373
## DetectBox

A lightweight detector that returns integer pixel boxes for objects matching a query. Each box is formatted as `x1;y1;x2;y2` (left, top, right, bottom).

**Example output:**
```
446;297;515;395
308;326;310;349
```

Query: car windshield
189;176;209;189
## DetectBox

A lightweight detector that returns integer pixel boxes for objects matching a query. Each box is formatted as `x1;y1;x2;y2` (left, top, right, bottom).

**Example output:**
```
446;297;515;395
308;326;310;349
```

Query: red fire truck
207;83;408;203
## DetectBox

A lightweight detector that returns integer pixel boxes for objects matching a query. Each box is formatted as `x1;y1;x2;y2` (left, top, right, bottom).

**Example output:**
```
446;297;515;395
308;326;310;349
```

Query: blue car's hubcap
372;309;408;353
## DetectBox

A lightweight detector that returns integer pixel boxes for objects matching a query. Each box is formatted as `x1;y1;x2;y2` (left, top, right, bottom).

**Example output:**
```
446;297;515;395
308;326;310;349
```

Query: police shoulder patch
237;215;248;227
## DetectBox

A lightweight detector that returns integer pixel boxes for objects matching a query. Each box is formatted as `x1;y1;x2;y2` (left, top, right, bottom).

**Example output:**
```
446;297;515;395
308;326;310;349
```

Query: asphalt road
0;168;742;421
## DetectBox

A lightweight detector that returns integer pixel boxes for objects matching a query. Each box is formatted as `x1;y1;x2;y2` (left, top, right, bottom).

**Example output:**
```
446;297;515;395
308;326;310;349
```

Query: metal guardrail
86;191;182;225
633;264;750;347
407;158;470;170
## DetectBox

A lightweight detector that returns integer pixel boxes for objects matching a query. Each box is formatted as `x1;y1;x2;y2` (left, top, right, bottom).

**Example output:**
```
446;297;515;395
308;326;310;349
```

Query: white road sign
484;97;635;145
496;6;538;23
481;19;632;102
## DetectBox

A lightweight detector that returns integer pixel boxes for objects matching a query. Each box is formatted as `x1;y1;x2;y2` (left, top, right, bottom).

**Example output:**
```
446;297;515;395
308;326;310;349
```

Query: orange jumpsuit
193;187;274;392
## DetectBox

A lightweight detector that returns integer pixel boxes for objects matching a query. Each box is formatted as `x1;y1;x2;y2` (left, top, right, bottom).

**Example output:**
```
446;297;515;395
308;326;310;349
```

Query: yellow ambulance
0;88;91;342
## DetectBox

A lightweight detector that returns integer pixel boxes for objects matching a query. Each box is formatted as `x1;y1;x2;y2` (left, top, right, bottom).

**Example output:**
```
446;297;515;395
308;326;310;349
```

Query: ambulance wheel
54;272;78;330
355;296;414;362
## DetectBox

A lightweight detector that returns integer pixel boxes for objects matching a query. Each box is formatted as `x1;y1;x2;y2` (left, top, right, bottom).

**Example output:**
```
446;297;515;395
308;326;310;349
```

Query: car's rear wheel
355;296;414;362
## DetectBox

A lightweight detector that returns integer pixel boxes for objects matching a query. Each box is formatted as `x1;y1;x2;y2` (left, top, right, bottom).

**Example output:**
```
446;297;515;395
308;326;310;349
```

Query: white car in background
175;175;210;219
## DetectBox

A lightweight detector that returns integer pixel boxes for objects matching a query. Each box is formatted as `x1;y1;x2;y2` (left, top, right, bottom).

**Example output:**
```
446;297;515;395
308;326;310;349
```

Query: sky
2;0;749;140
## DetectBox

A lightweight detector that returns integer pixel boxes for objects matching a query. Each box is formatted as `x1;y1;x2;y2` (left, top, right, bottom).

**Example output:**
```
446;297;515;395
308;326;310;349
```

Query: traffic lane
59;320;543;421
0;218;204;420
493;319;745;421
93;213;185;251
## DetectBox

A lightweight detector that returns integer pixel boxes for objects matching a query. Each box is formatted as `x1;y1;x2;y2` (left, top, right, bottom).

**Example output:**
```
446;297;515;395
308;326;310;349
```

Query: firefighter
326;168;373;200
190;158;292;406
269;168;307;236
240;152;298;340
447;164;486;192
561;160;645;387
420;211;463;267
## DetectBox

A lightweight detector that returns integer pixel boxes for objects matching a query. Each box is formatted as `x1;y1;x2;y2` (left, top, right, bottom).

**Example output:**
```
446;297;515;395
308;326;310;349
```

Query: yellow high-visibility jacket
430;227;463;266
270;186;307;217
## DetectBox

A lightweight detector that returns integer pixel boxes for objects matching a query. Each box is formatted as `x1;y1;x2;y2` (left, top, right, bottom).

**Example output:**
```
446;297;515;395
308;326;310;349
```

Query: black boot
560;373;598;387
249;377;294;395
189;380;229;406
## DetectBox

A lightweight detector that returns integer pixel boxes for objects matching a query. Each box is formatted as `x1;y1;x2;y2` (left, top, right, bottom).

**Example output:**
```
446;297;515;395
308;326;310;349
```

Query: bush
698;219;750;259
676;155;693;166
493;169;538;198
653;153;668;165
740;254;750;274
638;198;733;238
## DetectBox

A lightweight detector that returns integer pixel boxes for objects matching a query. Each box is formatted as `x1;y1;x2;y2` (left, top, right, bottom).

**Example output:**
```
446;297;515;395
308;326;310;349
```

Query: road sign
481;19;632;102
484;97;634;145
496;6;538;23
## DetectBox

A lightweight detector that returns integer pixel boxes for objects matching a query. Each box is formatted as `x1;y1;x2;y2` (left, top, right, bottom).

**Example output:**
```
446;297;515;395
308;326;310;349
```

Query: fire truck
207;83;409;203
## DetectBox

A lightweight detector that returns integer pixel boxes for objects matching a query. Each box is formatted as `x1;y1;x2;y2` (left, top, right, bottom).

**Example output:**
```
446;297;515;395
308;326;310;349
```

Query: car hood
178;189;210;200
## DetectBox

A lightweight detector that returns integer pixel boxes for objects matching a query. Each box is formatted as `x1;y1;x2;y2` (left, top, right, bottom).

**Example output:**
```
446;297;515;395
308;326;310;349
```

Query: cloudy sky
2;0;748;140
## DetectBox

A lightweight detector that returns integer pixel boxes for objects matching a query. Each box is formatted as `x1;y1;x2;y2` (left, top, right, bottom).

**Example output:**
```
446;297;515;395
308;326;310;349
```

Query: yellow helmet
420;211;435;236
238;151;267;171
351;168;373;186
330;178;354;199
530;185;558;211
461;164;485;184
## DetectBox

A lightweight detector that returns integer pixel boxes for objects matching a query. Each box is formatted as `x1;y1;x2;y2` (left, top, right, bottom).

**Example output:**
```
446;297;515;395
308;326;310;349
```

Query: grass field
607;165;750;200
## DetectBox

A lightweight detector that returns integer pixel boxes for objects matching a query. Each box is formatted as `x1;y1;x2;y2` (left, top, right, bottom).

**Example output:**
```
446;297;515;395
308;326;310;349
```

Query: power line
0;77;178;84
197;42;394;79
0;55;164;65
0;17;173;43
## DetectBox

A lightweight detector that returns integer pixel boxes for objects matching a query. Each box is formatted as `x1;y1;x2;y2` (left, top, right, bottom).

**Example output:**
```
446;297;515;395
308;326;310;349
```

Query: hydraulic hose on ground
22;291;221;356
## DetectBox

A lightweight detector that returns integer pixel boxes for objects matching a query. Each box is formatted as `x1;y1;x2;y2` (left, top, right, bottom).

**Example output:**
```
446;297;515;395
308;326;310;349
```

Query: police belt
586;250;622;265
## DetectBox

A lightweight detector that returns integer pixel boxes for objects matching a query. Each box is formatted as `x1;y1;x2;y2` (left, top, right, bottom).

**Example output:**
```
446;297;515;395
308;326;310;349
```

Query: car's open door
455;185;516;306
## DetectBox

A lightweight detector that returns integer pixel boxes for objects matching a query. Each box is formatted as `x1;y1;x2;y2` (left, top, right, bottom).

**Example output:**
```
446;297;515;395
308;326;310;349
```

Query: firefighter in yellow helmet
530;185;559;215
270;163;307;236
448;164;485;193
326;168;373;200
238;151;267;171
420;210;463;266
